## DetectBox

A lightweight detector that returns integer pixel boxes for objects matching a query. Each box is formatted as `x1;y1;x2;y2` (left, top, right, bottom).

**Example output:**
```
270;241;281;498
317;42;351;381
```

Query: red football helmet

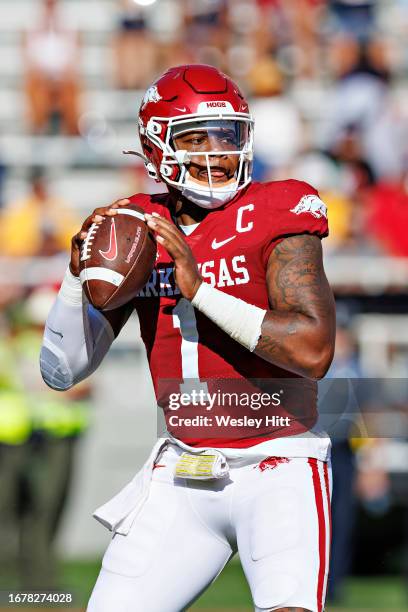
131;64;254;208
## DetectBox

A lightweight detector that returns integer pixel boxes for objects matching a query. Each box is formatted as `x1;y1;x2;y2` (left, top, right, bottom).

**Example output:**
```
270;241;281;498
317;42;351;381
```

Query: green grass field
56;559;406;611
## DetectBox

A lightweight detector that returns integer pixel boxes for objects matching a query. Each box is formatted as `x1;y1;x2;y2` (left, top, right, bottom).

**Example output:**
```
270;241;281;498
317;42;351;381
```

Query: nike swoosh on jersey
211;235;237;250
99;218;118;261
46;326;63;339
174;106;187;112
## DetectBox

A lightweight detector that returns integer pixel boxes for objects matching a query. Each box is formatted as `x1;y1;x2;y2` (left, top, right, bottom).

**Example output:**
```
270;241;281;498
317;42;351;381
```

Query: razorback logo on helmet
290;194;327;219
141;85;162;110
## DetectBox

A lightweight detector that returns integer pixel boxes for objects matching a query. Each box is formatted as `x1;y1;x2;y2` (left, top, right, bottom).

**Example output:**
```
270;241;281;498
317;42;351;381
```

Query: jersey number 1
172;299;208;395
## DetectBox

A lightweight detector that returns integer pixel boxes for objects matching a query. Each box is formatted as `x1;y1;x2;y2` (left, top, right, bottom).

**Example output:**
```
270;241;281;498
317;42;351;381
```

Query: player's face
173;125;242;184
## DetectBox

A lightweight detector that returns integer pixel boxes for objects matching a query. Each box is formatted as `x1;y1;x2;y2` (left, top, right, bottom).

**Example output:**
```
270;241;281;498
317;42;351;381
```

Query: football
79;203;156;310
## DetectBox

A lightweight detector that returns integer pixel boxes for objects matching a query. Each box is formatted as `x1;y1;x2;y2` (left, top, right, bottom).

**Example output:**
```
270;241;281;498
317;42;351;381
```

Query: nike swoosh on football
99;218;118;261
211;235;237;249
46;326;63;339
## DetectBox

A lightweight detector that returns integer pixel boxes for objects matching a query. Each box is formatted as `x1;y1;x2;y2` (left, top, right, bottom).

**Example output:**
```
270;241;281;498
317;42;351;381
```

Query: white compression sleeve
40;268;115;390
191;282;267;352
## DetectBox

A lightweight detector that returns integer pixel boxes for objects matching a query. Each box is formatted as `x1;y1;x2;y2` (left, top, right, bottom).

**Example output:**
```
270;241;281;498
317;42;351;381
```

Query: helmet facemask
141;113;254;208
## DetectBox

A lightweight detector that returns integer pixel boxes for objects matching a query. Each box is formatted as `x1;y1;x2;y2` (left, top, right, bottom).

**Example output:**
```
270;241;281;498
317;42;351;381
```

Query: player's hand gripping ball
145;212;203;301
72;199;156;310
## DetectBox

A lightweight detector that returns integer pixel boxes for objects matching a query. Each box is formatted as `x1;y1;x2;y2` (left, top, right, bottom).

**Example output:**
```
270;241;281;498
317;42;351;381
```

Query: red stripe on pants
308;458;326;612
323;462;332;562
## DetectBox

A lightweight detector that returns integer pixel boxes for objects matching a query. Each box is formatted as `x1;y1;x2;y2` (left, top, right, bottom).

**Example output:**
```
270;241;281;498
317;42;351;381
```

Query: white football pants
88;444;331;612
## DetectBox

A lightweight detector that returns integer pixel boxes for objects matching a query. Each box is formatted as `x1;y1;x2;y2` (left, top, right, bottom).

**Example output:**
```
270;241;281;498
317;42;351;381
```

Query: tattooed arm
254;234;335;380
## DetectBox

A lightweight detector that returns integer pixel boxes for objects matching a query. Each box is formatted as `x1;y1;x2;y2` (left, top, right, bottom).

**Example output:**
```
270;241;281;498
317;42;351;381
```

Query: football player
41;65;335;612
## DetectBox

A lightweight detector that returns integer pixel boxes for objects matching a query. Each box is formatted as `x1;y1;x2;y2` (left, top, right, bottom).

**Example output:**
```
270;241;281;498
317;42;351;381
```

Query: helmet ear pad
141;122;184;184
159;162;179;182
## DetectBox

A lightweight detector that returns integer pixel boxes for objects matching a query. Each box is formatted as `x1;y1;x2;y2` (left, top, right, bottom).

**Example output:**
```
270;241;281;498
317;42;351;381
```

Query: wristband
59;266;83;306
191;282;266;352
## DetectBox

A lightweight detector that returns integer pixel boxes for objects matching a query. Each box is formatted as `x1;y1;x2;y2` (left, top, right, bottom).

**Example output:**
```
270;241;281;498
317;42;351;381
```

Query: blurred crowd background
0;0;407;609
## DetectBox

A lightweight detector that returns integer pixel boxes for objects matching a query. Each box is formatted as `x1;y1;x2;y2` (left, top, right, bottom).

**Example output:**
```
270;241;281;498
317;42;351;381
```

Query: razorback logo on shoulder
290;194;327;219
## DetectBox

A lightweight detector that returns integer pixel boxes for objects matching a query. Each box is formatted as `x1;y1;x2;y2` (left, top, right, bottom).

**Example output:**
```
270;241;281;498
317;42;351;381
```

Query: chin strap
181;171;239;209
122;150;160;181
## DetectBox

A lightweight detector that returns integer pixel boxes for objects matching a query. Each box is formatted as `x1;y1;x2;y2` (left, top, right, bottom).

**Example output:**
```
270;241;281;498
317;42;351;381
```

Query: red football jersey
129;180;329;448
